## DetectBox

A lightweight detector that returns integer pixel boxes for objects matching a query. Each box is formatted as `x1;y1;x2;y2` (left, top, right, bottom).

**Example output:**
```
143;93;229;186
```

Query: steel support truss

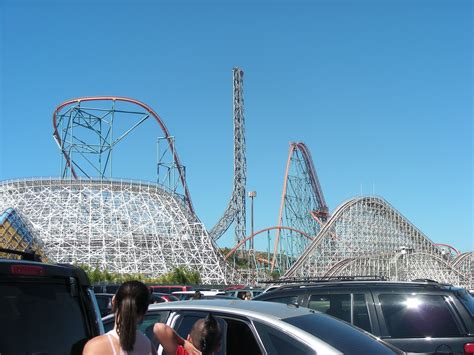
272;142;329;273
53;97;195;216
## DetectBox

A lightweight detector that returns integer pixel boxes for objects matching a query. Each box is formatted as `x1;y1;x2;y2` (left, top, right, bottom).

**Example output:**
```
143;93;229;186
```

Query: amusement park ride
0;68;472;287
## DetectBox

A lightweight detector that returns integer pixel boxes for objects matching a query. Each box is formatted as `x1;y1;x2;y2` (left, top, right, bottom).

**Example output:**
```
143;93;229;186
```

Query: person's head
113;280;151;351
189;314;222;355
192;291;203;300
244;292;252;300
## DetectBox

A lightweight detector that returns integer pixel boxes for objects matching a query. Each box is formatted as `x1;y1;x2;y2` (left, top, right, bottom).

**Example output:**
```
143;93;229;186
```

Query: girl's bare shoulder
83;335;113;355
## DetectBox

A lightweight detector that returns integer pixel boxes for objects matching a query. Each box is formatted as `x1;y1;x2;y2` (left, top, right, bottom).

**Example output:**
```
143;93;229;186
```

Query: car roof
146;299;315;320
0;258;90;285
260;280;460;292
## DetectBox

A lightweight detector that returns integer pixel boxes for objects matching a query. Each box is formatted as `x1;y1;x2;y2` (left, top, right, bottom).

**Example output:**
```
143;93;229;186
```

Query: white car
171;290;227;300
102;299;404;354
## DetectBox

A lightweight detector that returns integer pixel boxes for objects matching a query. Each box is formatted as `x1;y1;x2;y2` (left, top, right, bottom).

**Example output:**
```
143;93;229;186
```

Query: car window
175;313;226;355
353;294;371;332
0;281;90;355
308;294;351;323
103;317;114;333
96;296;110;309
225;318;262;355
96;296;112;316
254;321;314;354
139;311;171;348
174;313;261;355
283;314;401;355
308;293;371;332
379;294;462;338
237;291;247;299
456;289;474;317
265;295;299;305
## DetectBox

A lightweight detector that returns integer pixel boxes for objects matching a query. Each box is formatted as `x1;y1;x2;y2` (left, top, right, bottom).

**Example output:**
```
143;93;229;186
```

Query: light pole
248;191;257;251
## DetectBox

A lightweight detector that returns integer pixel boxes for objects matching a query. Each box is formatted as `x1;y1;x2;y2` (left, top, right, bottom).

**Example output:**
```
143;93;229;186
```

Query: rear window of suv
0;280;90;355
379;294;462;338
456;289;474;317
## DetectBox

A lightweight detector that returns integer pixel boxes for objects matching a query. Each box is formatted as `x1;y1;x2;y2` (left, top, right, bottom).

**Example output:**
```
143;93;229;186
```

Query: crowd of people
83;280;222;355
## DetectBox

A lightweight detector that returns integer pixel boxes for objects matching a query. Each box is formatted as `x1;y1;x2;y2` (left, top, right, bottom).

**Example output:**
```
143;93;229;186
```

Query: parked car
172;290;226;300
254;278;474;354
152;292;179;303
0;248;103;355
103;299;404;354
225;288;264;299
95;292;114;317
93;283;122;294
149;285;194;294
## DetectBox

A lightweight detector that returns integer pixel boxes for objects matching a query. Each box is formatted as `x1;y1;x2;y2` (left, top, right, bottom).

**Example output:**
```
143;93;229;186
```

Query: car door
168;311;264;355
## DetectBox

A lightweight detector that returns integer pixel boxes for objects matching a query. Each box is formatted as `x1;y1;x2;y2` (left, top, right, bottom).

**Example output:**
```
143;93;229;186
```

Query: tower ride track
209;68;247;245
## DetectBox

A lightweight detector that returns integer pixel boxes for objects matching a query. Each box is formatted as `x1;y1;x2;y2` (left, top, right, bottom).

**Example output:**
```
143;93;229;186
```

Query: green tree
75;263;201;285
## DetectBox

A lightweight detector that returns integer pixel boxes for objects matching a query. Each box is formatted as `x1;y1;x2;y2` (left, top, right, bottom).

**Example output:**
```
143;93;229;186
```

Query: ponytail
113;281;151;351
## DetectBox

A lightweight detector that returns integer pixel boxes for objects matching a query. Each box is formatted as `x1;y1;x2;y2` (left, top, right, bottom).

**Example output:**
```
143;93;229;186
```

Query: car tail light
465;343;474;355
10;265;44;276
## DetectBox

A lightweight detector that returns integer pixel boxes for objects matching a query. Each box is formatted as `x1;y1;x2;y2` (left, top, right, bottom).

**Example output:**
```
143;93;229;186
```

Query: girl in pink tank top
83;281;157;355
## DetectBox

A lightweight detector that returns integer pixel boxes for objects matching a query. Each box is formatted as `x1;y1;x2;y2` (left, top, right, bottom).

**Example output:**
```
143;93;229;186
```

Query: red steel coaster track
272;142;329;271
52;96;195;215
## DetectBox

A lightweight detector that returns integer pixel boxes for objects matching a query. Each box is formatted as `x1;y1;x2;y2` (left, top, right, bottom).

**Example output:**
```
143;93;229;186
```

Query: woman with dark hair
83;280;157;355
154;313;221;355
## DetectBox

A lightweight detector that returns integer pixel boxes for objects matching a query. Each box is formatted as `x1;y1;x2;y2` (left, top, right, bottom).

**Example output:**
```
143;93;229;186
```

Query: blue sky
0;0;472;252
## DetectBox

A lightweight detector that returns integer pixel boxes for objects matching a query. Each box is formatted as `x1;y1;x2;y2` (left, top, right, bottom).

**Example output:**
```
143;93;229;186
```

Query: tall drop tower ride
209;68;247;247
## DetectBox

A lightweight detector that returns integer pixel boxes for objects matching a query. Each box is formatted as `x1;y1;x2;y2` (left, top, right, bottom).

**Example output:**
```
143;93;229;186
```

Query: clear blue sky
1;0;472;252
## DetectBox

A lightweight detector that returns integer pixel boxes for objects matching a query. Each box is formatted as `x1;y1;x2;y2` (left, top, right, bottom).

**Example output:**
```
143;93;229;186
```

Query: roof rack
0;248;42;262
411;278;439;284
260;275;388;284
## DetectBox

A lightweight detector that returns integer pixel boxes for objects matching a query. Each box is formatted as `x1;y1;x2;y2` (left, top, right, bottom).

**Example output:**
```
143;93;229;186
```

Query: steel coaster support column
157;136;186;195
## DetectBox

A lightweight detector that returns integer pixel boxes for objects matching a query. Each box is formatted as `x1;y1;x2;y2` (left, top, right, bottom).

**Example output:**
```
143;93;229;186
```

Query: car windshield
0;280;90;355
283;313;402;355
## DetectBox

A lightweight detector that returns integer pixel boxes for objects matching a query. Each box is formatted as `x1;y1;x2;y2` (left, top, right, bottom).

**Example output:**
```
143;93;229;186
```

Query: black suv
254;278;474;354
0;249;103;355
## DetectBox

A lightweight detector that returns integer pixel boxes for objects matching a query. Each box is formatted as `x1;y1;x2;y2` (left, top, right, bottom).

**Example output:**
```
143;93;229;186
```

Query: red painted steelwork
52;96;195;215
434;243;461;256
224;226;313;261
